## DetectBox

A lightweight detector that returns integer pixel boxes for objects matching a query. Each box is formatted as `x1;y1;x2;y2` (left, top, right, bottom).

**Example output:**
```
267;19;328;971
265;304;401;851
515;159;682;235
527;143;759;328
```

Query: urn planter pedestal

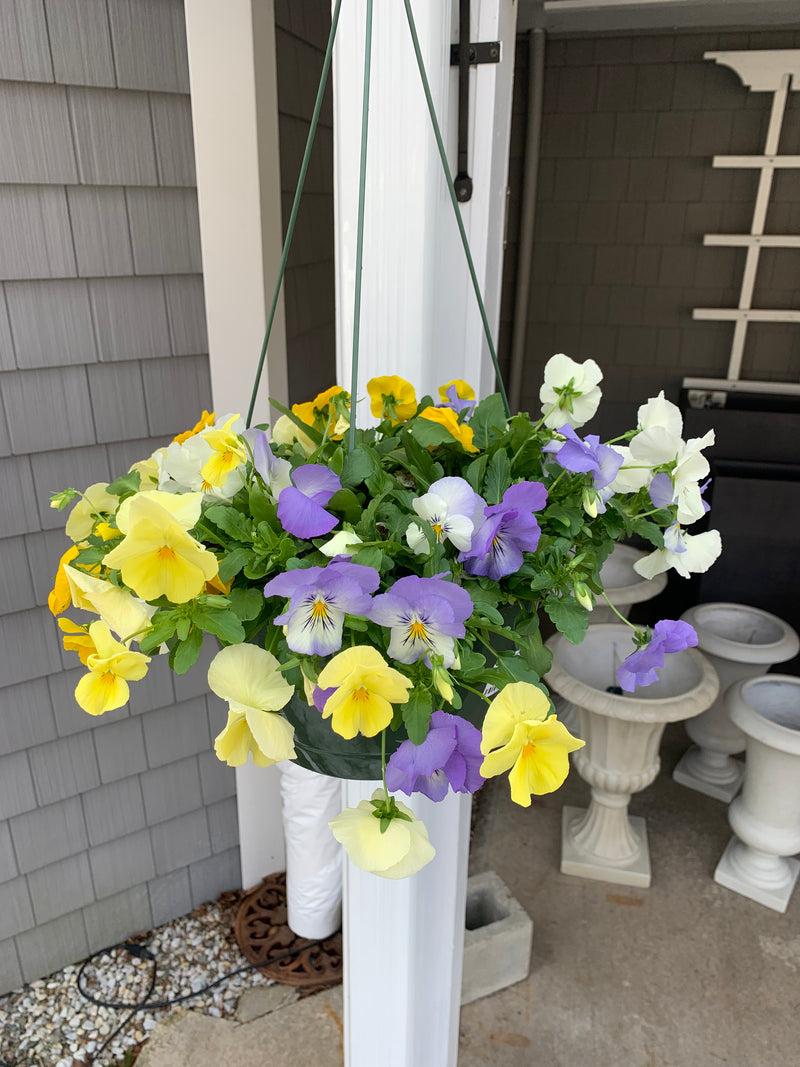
714;676;800;913
673;603;799;802
546;625;718;888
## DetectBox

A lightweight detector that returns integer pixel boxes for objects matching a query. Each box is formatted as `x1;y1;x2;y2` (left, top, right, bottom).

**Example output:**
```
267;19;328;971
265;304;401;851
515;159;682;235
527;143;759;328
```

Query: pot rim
599;544;668;605
727;675;800;755
544;624;719;723
681;602;800;664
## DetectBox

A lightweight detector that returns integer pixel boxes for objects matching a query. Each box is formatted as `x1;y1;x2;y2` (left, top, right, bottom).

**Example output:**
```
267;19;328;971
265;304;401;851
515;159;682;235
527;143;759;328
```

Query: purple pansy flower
441;385;476;418
243;428;292;496
368;575;474;667
616;619;698;692
544;425;623;491
648;471;674;510
386;710;484;802
263;560;379;656
458;481;547;580
277;464;341;539
313;685;336;713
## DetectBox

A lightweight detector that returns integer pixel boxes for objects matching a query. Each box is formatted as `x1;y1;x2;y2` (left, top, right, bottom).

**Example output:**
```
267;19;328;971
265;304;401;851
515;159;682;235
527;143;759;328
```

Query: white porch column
333;3;516;1064
184;0;289;888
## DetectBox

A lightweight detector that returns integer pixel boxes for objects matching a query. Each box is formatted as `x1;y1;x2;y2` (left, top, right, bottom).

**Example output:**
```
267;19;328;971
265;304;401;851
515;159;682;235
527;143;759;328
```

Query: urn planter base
561;806;651;888
714;837;800;914
672;745;744;803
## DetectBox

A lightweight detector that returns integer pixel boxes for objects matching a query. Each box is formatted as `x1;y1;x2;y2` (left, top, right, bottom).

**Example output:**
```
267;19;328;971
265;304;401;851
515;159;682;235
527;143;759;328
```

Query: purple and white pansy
262;560;379;656
406;476;486;555
616;619;698;693
459;481;547;581
368;574;474;667
386;710;484;802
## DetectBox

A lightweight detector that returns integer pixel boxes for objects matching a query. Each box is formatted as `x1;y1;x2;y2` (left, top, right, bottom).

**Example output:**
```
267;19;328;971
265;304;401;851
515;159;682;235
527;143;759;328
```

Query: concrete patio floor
139;721;800;1066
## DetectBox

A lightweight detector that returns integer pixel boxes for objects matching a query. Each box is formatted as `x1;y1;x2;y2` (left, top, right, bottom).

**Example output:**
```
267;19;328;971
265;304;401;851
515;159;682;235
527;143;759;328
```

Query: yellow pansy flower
417;406;479;453
63;565;154;641
272;413;316;457
48;545;80;615
317;646;413;739
292;386;350;440
480;682;584;806
208;644;295;767
65;483;119;542
116;489;202;534
58;618;97;666
200;415;247;487
173;410;215;445
438;379;475;404
103;496;218;603
367;376;417;424
329;790;435;879
128;449;164;489
74;621;150;716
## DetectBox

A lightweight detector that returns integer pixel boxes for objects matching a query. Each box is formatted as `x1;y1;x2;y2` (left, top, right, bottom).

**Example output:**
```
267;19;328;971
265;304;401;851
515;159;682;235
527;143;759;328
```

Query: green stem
277;656;301;674
246;0;343;427
381;728;388;799
458;680;493;704
600;593;638;631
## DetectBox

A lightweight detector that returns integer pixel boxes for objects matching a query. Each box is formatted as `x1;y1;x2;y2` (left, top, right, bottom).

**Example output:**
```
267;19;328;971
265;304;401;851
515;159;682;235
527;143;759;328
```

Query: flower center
311;597;330;621
101;670;117;691
157;545;176;561
352;685;370;703
408;618;428;642
432;521;444;540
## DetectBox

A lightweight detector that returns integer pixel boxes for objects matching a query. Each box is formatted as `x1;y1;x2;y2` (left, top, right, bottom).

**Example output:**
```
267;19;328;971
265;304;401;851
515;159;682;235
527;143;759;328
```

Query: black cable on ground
75;933;336;1064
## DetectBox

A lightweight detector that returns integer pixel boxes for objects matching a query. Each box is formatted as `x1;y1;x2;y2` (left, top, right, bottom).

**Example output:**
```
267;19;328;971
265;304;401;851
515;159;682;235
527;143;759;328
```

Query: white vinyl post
184;0;289;888
332;2;516;1064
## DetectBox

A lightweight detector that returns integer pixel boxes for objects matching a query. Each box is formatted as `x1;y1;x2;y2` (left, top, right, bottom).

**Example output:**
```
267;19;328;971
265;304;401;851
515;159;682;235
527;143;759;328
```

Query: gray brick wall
502;29;800;437
0;0;242;996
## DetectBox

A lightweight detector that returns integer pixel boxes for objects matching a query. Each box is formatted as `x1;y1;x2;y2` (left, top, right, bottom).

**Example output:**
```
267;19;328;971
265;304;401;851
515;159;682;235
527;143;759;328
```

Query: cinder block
151;93;196;186
90;277;171;362
148;867;191;926
197;749;236;806
188;846;241;908
90;828;155;900
0;0;53;83
140;755;203;825
0;937;23;996
108;0;190;94
0;537;36;615
82;884;152;954
83;775;146;846
45;0;116;87
142;699;210;770
150;809;211;876
164;275;208;357
27;852;94;924
69;86;158;185
0;185;76;280
30;445;110;532
2;366;95;455
29;731;100;805
5;279;97;369
461;871;532;1005
207;797;239;855
94;716;148;783
0;82;77;184
0;607;63;687
127;188;202;275
0;820;18;881
15;910;88;983
68;188;135;277
10;795;87;874
141;355;212;437
87;360;149;444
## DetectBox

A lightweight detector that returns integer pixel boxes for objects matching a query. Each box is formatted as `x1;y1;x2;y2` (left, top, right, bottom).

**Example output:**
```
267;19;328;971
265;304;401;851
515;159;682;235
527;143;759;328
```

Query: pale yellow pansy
65;483;119;542
329;790;435;879
74;621;150;716
63;565;155;641
115;489;203;534
317;646;412;740
208;644;295;767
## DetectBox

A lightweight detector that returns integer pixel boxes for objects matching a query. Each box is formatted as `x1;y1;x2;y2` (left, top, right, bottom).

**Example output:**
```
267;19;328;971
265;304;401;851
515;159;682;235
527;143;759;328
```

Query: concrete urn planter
714;675;800;913
546;625;718;888
591;544;668;624
672;603;799;802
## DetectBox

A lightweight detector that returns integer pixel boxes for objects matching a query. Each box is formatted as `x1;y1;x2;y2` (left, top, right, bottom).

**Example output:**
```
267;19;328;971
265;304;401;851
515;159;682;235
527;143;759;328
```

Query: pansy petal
291;464;342;505
277;486;339;538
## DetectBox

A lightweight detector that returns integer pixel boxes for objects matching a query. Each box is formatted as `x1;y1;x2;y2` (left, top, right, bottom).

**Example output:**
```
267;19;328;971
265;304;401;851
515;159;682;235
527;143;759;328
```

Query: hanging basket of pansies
46;0;721;881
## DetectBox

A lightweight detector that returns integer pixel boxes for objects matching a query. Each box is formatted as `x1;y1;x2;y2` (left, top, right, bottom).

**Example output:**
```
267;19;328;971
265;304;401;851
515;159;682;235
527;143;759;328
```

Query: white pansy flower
407;476;485;556
637;391;683;436
329;790;435;879
539;353;603;429
159;435;245;501
633;524;722;580
606;445;651;494
319;528;363;558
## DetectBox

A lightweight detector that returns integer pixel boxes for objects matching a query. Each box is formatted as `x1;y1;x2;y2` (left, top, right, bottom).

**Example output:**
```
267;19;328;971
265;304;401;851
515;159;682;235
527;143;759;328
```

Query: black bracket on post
450;0;501;204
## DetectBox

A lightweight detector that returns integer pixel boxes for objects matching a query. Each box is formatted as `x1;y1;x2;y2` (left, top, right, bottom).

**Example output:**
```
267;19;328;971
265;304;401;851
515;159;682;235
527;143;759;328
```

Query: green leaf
628;517;664;549
469;393;508;450
248;485;275;526
175;616;191;641
485;449;511;506
465;453;488;494
329;446;344;476
205;505;253;542
218;547;255;582
170;625;203;674
106;471;141;498
327;488;363;525
139;612;177;654
496;652;543;685
228;587;265;621
544;594;589;645
342;447;378;488
401;428;436;487
351;546;384;570
408;418;455;450
402;688;434;745
192;608;245;644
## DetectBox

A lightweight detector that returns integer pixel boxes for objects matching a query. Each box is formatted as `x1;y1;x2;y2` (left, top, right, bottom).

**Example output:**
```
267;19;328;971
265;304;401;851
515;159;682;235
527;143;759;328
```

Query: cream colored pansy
480;682;584;806
65;483;119;542
208;644;295;767
116;489;203;534
539;353;603;430
63;565;155;641
158;434;244;500
129;449;165;490
319;528;363;558
329;789;435;879
272;413;316;457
